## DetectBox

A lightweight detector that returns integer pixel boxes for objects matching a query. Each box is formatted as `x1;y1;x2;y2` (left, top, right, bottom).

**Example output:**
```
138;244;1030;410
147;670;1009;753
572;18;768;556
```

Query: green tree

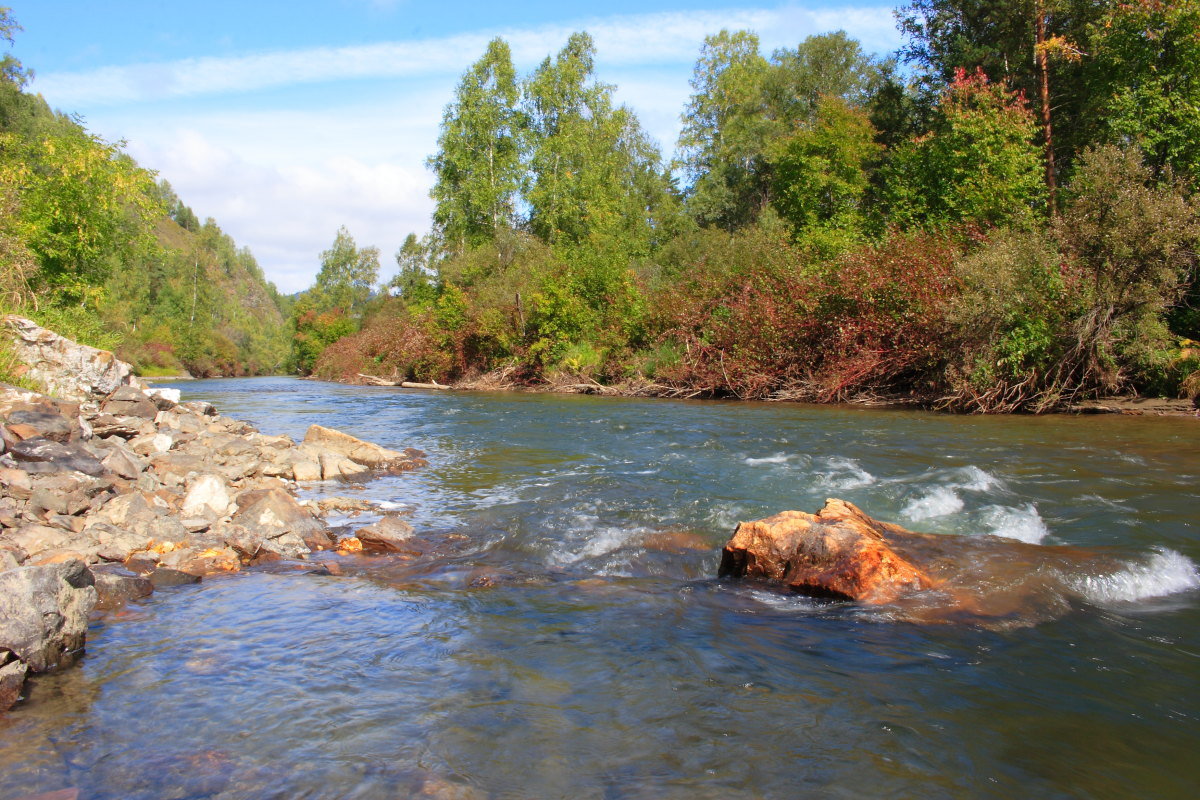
391;232;436;305
769;96;880;244
427;38;523;253
676;30;772;230
1088;0;1200;186
523;32;676;255
312;225;380;316
0;126;162;305
882;68;1045;230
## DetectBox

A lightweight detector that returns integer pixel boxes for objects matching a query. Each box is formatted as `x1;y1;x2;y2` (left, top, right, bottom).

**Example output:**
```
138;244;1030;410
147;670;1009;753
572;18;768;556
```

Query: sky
13;1;903;294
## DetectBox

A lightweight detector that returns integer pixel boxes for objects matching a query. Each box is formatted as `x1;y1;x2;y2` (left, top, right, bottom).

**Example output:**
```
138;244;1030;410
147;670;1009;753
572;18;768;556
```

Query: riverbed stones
181;474;233;520
0;321;432;712
720;499;936;604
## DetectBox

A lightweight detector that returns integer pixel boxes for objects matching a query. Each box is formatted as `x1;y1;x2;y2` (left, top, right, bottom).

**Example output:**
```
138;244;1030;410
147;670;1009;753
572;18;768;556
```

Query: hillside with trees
308;0;1200;412
0;8;289;380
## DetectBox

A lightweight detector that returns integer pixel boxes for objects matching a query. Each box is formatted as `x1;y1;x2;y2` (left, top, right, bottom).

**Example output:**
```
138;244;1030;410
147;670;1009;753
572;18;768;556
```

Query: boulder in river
0;560;96;711
302;424;427;474
719;499;935;604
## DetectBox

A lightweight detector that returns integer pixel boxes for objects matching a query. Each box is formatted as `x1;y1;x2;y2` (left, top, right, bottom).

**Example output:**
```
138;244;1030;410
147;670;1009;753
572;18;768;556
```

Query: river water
2;377;1198;799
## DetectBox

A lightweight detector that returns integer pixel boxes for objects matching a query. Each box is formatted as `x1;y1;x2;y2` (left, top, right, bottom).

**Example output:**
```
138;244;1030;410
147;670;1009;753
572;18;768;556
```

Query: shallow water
2;377;1197;799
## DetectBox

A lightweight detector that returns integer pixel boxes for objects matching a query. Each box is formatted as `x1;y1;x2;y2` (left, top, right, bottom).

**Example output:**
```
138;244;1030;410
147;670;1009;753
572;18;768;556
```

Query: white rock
182;474;232;519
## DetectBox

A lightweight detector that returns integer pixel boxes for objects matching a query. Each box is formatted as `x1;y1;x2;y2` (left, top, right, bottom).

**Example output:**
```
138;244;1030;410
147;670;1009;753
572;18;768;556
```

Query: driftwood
400;381;450;390
355;374;450;390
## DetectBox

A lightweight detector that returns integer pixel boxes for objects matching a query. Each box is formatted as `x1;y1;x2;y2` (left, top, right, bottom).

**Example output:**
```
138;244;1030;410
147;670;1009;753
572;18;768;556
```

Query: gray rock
8;438;106;476
1;316;145;401
100;445;144;479
0;560;96;672
5;408;74;442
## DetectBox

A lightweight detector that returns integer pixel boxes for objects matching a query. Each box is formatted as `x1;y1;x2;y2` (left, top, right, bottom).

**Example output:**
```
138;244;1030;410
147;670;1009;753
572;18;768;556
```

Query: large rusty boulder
720;499;935;604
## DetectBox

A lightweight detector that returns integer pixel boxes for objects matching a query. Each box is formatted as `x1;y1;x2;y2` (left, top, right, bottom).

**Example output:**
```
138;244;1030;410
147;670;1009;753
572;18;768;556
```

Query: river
1;377;1197;799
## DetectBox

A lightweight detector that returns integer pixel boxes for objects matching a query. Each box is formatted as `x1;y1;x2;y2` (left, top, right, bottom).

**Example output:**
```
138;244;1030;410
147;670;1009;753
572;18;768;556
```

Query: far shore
302;372;1200;419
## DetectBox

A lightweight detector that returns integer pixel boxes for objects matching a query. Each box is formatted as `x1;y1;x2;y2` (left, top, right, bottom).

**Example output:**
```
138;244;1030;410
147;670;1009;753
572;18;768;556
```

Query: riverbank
0;318;429;713
337;369;1200;418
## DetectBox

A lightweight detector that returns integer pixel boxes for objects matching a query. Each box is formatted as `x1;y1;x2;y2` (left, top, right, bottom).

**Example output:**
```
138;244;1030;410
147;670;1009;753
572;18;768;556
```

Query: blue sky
14;2;902;293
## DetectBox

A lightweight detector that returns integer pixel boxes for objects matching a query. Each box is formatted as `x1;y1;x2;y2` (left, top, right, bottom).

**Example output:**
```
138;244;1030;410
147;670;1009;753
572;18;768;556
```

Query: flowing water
2;377;1198;799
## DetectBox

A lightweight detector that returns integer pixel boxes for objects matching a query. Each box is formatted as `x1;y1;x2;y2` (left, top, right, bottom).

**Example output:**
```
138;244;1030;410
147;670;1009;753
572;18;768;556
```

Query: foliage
768;96;880;247
1088;0;1200;186
882;68;1045;229
428;38;523;252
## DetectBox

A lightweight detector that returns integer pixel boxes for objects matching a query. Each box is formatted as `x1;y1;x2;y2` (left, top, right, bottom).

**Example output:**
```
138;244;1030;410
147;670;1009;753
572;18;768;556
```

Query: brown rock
719;499;935;604
100;386;159;419
0;653;27;712
355;515;415;552
89;564;154;609
232;487;332;552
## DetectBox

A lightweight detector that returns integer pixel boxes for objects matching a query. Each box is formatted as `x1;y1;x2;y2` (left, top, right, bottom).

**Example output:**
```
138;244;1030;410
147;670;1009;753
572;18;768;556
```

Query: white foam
955;465;1001;493
903;487;964;521
817;457;875;490
744;454;790;465
1072;549;1200;604
980;504;1049;544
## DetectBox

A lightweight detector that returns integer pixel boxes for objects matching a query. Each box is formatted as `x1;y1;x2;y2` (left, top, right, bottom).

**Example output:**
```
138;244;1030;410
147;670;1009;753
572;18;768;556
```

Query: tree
0;127;162;305
523;32;676;255
769;96;880;244
1088;0;1200;186
390;232;436;305
882;68;1045;230
897;0;1099;202
427;38;523;253
676;30;773;230
312;226;380;316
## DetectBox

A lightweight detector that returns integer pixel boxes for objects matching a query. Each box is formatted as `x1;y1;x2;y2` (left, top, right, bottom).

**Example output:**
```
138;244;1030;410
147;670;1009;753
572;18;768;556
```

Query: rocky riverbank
0;317;427;713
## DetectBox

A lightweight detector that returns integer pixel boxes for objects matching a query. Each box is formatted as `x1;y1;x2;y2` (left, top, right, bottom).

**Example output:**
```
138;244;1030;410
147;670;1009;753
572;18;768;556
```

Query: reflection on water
1;378;1197;799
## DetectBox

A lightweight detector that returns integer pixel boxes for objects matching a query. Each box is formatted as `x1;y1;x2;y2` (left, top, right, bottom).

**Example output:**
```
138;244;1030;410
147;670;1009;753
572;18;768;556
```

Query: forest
2;3;1199;412
306;0;1200;412
0;8;290;381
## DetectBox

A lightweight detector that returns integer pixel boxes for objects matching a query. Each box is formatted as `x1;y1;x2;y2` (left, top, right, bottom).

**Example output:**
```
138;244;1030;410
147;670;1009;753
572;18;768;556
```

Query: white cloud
37;4;902;294
33;6;898;107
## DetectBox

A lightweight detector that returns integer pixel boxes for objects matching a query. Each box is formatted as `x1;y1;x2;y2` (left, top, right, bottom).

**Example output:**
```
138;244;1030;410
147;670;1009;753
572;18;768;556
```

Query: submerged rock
720;499;934;604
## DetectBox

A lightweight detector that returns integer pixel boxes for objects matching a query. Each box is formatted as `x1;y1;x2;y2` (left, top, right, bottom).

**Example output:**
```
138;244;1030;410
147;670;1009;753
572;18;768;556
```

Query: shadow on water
1;377;1197;799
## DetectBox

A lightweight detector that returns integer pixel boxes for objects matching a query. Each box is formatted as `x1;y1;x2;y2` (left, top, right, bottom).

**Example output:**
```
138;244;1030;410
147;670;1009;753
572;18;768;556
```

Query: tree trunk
1036;4;1058;213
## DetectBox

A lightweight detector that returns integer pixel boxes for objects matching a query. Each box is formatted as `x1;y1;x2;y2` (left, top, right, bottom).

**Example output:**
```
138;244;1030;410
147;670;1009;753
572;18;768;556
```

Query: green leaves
428;38;523;252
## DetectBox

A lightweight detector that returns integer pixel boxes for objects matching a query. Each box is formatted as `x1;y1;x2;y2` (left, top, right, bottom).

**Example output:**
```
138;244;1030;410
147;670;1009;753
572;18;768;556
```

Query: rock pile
0;317;427;713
